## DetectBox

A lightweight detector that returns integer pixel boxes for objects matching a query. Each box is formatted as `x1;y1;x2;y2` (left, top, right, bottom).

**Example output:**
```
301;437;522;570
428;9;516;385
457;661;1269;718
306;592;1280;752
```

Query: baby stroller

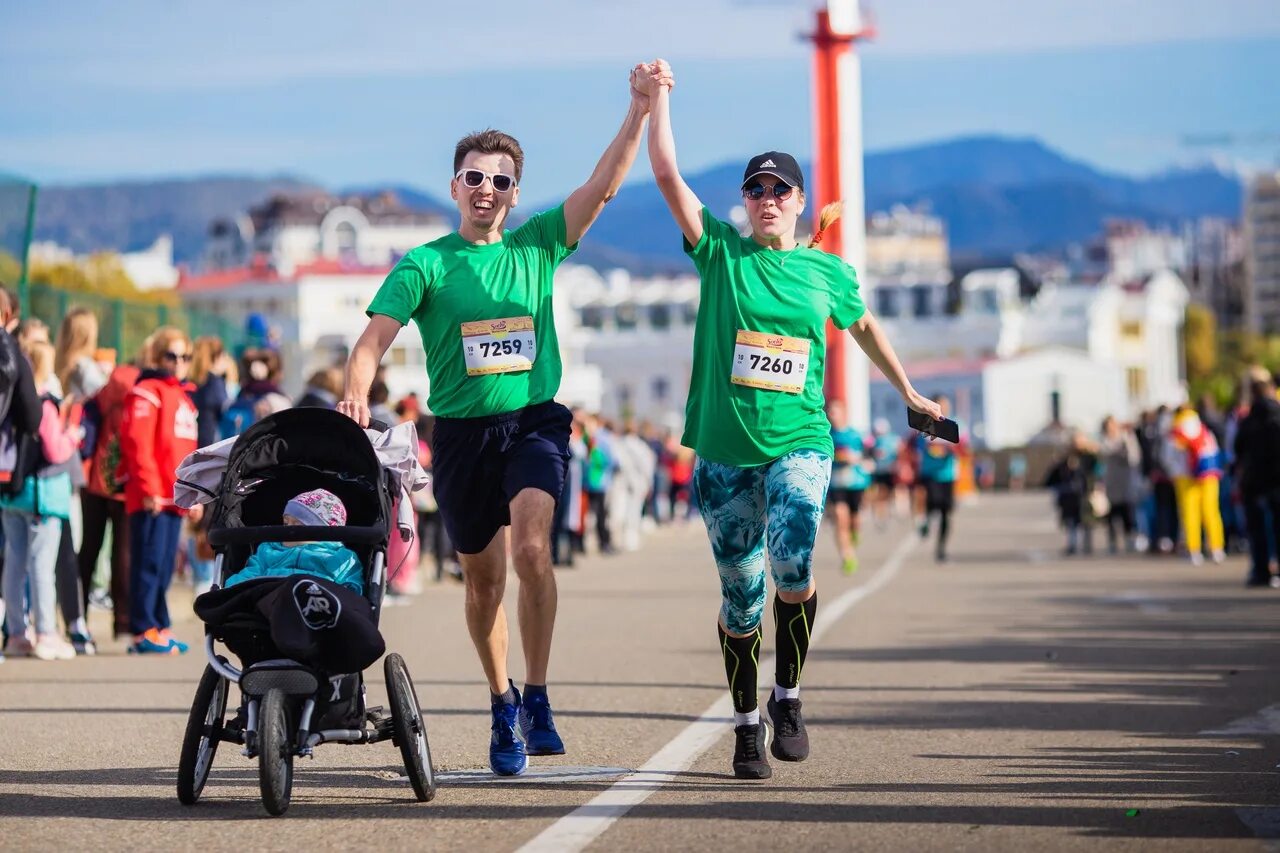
174;408;435;815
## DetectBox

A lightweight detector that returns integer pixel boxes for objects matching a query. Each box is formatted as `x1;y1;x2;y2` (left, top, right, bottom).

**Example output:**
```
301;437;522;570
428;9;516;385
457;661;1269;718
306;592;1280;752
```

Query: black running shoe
766;694;809;762
732;722;771;779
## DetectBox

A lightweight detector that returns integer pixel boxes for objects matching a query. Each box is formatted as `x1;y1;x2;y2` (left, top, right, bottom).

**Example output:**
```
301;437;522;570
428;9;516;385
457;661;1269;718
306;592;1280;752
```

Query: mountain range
14;136;1243;274
584;137;1243;269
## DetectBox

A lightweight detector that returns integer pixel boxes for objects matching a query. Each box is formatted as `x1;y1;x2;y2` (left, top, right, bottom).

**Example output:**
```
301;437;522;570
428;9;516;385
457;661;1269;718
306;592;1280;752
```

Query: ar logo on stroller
293;580;341;630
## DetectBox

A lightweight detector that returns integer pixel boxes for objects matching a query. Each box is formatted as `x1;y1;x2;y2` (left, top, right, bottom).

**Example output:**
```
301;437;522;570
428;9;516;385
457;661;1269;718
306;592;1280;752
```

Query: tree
1184;304;1217;382
26;253;179;357
28;253;173;305
0;250;19;285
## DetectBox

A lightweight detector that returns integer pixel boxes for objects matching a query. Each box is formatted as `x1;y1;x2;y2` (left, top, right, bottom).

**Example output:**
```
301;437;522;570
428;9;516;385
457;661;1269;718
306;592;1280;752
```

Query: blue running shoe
490;689;527;776
128;629;178;655
518;690;565;756
160;630;189;654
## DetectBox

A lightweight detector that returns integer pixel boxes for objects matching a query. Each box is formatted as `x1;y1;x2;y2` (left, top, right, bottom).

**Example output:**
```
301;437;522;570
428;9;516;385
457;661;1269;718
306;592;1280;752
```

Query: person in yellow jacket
1169;406;1225;566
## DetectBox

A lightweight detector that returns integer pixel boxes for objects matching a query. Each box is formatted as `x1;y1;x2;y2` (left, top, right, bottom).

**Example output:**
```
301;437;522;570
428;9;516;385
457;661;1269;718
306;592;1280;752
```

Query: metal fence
0;175;36;297
27;282;246;359
3;173;245;354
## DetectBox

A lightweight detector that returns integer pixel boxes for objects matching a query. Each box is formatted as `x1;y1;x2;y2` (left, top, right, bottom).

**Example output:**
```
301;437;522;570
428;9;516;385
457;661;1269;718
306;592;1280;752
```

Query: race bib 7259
461;316;536;377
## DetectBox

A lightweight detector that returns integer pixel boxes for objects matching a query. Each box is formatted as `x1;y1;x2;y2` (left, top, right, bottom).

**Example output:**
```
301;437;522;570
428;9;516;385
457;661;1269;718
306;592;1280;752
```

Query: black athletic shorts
871;472;895;488
925;479;955;513
827;487;865;514
430;400;572;554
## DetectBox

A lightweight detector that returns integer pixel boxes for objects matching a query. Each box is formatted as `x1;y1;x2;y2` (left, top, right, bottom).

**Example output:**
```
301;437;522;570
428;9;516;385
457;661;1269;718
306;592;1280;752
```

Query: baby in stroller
223;488;364;594
175;408;435;815
194;485;384;680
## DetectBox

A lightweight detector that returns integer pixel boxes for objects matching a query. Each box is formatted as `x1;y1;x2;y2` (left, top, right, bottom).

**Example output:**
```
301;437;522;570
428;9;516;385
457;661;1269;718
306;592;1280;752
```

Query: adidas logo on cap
742;152;804;191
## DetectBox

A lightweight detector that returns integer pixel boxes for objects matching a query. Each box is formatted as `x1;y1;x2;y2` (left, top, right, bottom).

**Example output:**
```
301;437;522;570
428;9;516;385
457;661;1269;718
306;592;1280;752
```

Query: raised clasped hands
630;58;675;109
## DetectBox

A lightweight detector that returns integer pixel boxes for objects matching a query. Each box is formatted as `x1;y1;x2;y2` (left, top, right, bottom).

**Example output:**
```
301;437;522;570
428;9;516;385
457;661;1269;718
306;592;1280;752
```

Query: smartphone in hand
907;407;960;444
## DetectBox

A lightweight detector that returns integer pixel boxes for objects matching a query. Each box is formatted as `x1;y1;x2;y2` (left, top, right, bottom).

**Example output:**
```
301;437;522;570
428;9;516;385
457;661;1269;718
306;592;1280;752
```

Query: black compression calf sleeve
774;592;818;689
718;623;762;714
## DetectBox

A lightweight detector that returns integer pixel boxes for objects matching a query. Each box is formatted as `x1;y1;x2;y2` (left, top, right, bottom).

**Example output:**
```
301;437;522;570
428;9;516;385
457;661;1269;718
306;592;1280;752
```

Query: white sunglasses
455;168;517;193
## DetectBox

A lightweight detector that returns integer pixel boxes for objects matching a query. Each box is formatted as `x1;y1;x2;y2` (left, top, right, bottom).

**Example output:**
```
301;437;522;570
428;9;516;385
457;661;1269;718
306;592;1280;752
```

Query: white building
1184;216;1246;329
1068;219;1188;285
1244;171;1280;334
121;235;180;290
870;269;1190;448
180;264;404;397
178;260;604;412
561;266;699;431
182;255;1187;448
204;191;449;275
551;242;1187;448
865;205;950;279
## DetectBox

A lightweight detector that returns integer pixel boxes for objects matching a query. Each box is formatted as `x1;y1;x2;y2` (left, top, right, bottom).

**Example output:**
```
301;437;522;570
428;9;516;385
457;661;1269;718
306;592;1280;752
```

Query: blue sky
3;0;1279;203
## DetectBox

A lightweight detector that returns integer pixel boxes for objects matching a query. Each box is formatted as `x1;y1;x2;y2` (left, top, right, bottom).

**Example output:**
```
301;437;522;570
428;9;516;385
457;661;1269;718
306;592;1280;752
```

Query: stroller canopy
210;408;393;534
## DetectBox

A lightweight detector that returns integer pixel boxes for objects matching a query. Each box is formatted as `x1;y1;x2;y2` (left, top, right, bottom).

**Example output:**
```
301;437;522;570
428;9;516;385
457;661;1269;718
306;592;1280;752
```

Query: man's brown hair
453;129;524;183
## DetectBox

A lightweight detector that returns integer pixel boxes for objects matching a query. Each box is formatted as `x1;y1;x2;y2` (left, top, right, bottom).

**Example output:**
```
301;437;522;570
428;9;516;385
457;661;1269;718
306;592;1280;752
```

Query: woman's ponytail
808;201;844;249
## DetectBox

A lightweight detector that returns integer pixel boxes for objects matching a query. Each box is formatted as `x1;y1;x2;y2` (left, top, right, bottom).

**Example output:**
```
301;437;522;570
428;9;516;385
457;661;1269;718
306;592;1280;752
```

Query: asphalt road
1;491;1277;851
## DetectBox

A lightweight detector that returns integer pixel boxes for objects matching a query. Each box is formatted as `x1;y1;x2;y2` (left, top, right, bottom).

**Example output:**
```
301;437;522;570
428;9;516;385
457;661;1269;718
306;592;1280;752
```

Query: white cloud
10;0;1277;93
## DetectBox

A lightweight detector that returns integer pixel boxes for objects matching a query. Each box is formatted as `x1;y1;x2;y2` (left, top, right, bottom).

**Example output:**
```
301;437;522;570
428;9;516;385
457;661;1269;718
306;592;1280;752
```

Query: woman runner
641;61;940;779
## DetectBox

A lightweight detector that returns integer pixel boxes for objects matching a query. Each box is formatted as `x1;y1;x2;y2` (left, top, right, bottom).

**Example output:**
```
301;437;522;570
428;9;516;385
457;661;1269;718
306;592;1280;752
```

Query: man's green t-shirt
682;208;866;467
367;206;576;419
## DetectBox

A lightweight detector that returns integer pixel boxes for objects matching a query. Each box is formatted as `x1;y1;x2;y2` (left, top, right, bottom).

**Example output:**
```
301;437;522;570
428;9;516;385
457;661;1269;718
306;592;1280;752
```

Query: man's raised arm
562;62;674;246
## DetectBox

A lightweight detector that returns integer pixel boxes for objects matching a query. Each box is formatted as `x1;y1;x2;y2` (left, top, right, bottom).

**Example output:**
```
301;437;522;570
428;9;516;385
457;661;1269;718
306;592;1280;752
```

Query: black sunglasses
163;351;192;363
743;181;794;202
455;168;516;193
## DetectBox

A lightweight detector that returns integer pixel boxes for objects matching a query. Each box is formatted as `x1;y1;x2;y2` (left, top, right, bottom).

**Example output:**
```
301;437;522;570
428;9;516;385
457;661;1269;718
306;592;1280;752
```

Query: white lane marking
516;534;918;853
1201;704;1280;736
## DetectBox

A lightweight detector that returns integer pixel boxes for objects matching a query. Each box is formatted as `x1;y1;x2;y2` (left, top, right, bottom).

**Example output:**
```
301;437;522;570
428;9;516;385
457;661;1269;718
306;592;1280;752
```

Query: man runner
338;63;670;775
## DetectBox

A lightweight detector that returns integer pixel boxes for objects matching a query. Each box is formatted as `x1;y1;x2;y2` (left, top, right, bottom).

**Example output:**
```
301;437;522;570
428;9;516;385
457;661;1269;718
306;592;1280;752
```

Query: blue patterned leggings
694;448;832;634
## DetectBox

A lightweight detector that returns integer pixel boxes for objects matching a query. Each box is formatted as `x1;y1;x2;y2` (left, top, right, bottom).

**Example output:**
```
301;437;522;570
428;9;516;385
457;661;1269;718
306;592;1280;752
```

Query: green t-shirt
367;206;576;419
682;208;866;467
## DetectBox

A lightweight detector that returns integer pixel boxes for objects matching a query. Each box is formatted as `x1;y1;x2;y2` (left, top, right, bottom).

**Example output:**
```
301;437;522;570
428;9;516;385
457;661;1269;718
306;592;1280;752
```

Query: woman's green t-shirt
682;208;866;467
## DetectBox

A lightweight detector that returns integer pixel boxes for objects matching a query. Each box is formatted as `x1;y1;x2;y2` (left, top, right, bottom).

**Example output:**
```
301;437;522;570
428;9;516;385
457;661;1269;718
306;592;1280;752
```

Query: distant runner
826;400;871;575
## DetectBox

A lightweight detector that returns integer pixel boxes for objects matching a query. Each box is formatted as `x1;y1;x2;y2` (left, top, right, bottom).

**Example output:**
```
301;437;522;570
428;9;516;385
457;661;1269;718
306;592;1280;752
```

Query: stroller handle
208;524;387;548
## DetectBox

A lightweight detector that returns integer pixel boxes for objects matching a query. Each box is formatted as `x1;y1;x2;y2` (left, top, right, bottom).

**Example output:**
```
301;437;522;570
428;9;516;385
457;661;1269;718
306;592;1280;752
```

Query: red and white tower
808;1;875;427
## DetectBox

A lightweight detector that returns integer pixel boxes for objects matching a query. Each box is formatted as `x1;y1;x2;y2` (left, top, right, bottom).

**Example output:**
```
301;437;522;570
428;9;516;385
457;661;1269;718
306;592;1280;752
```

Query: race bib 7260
730;330;810;394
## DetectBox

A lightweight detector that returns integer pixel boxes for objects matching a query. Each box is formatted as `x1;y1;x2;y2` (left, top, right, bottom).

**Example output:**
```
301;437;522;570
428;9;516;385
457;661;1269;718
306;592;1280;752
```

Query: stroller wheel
177;662;229;805
258;689;295;816
385;653;436;802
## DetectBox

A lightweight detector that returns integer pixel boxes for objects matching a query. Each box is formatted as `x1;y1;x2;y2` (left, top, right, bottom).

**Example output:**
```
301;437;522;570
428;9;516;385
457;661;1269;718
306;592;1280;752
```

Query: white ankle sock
734;708;760;726
774;684;800;701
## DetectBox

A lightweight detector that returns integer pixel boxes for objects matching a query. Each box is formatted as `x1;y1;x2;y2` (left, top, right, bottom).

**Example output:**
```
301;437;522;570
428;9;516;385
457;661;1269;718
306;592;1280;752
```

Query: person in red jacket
78;360;141;639
120;328;202;654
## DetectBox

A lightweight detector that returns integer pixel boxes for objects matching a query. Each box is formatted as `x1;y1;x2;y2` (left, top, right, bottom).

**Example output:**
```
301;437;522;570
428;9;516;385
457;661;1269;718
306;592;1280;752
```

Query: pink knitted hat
284;489;347;527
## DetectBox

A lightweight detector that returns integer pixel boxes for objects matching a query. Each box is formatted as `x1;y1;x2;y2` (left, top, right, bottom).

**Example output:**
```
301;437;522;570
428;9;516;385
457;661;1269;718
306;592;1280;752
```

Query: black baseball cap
741;151;804;192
